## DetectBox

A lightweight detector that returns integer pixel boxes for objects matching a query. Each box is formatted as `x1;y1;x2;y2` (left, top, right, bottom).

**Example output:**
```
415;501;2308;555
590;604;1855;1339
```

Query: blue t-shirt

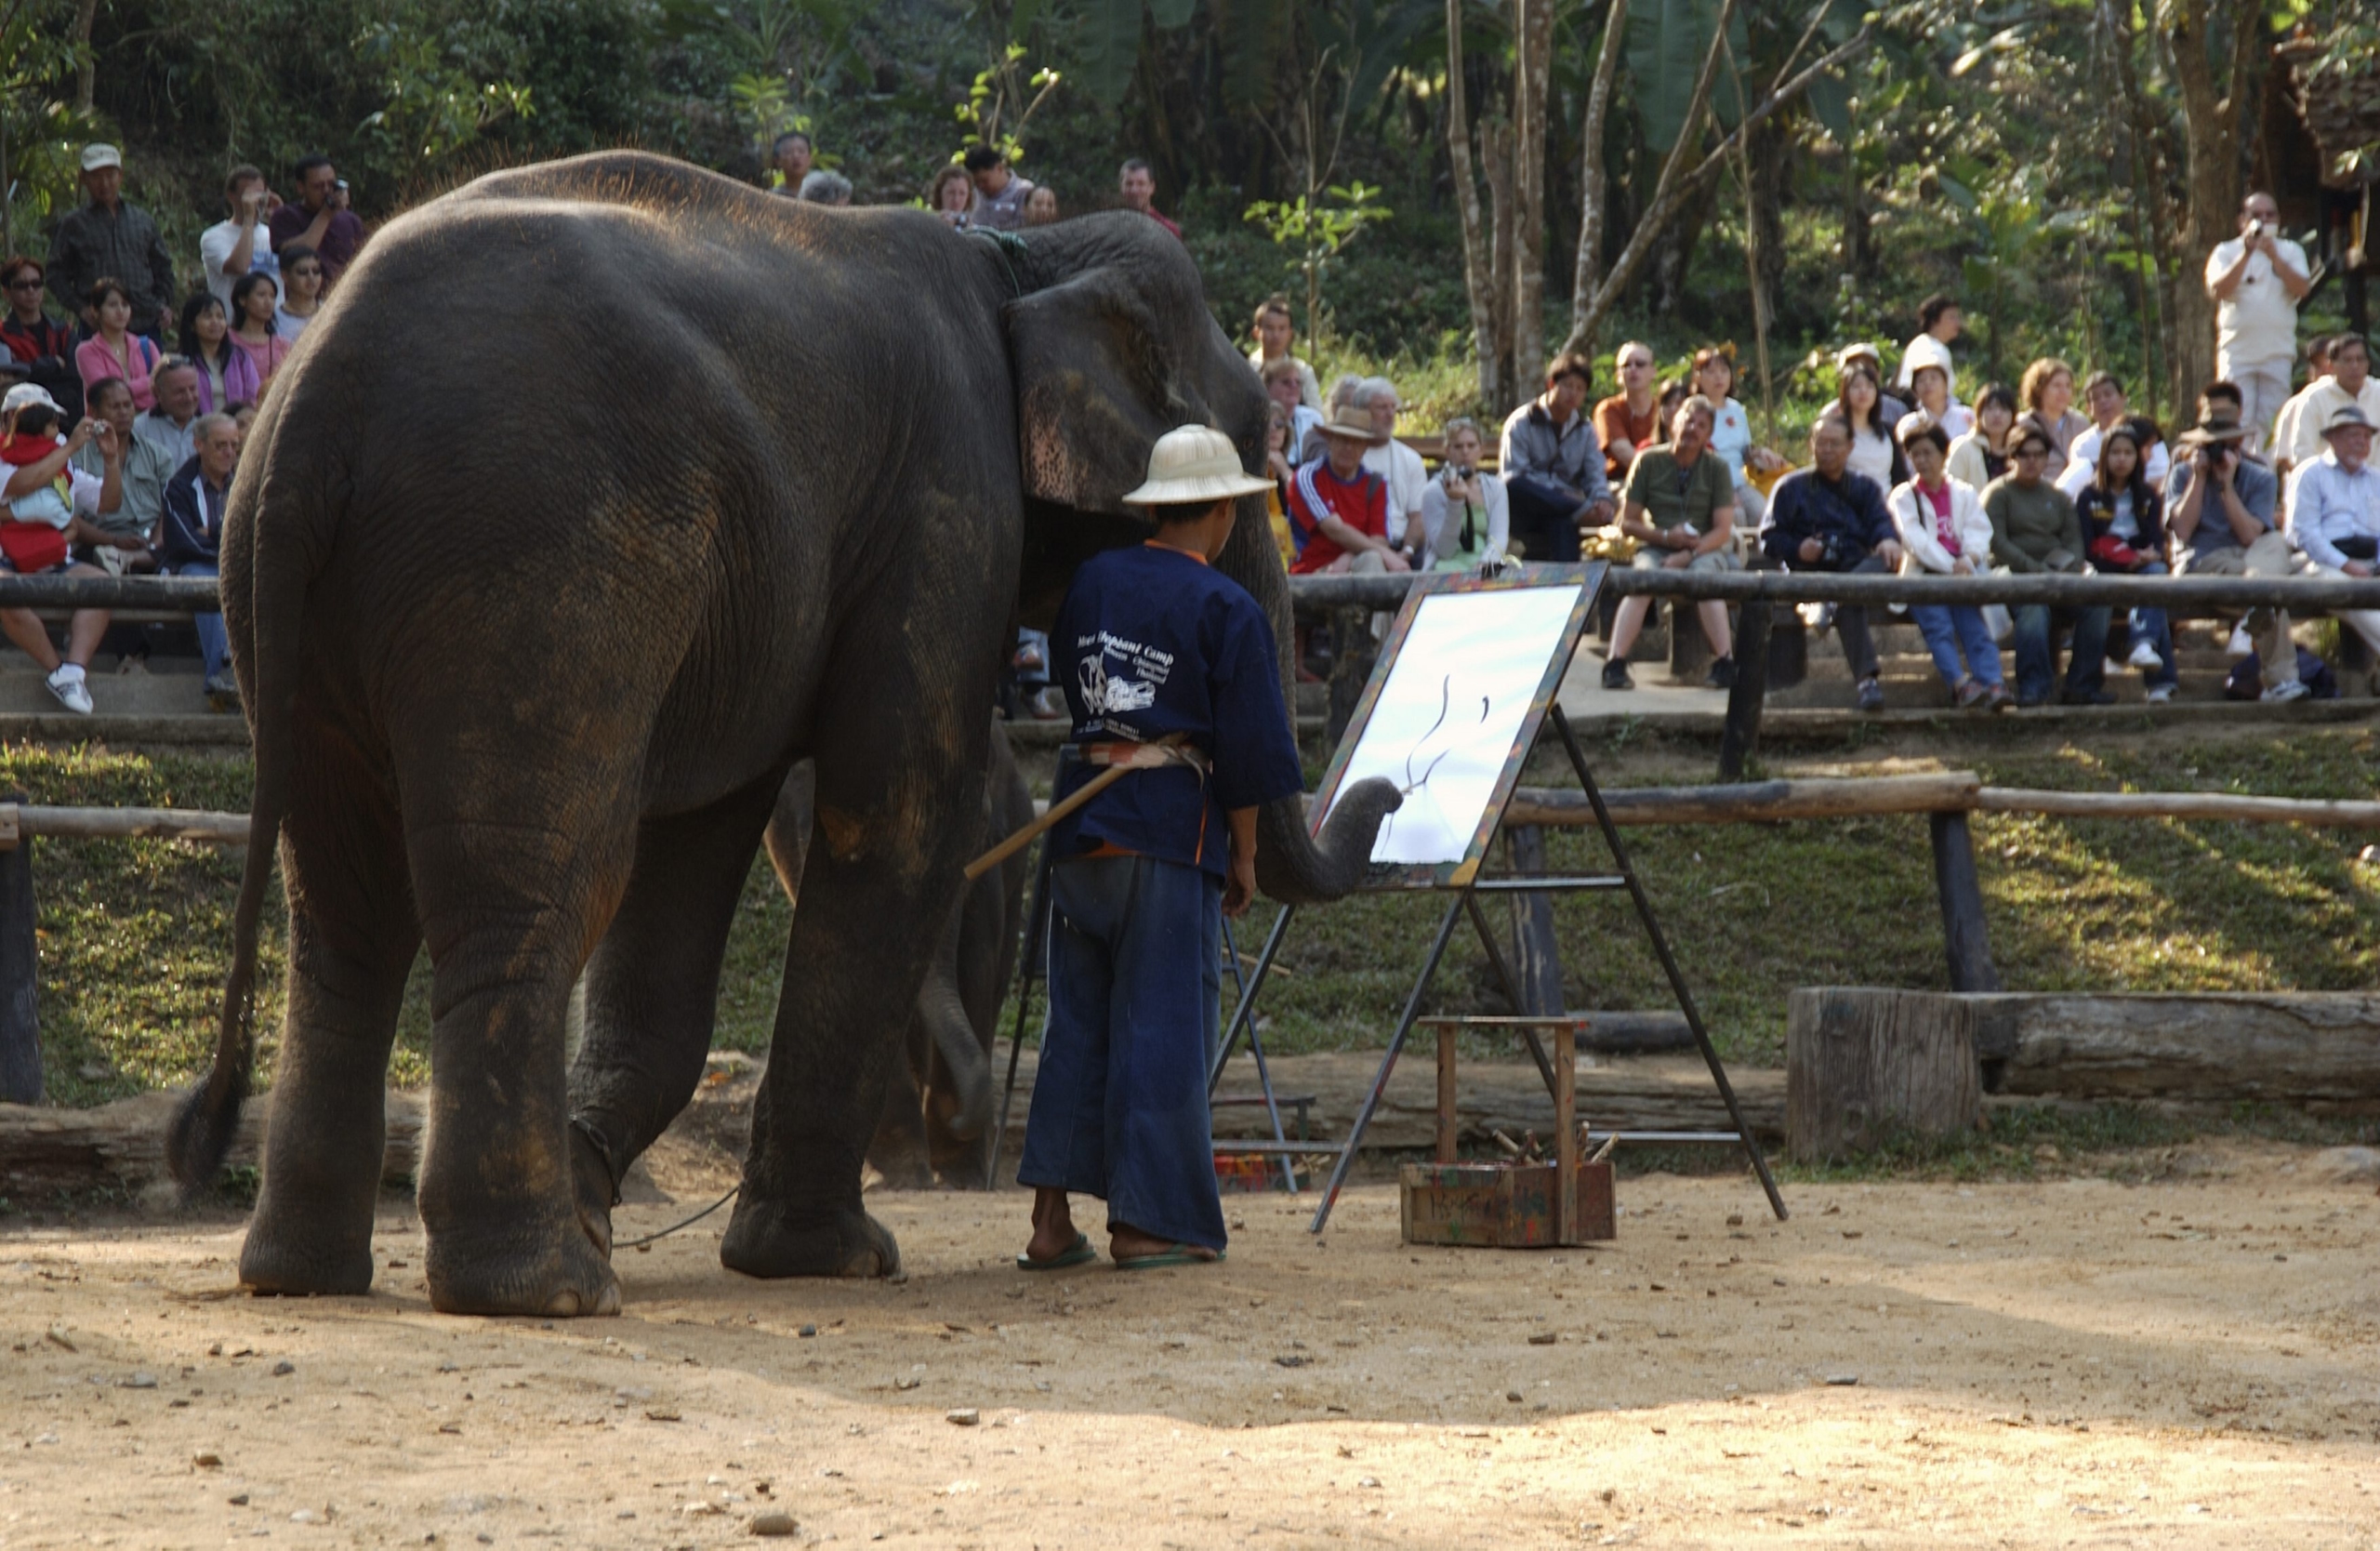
1050;542;1306;875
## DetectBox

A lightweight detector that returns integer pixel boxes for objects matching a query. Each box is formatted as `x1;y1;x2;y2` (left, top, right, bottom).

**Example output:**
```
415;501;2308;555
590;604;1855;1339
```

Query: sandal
1115;1244;1225;1271
1016;1232;1096;1272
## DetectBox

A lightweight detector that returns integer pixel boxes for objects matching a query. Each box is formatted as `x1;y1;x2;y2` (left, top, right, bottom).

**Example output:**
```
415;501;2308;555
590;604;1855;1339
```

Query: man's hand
1585;497;1616;525
158;307;175;338
328;183;350;213
1877;538;1905;567
78;305;96;330
1381;546;1413;573
65;418;100;454
1951;558;1975;577
1224;850;1257;917
1660;546;1695;570
112;530;147;552
2347;561;2375;579
2210;451;2237;492
1797;537;1825;563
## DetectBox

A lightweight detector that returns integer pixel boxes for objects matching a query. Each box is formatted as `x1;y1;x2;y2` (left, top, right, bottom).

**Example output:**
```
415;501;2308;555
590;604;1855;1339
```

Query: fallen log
0;1091;422;1200
1970;992;2380;1113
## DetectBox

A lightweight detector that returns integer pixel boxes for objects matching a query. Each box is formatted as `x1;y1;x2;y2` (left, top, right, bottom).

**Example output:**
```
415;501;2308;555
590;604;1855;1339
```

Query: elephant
764;721;1036;1190
166;150;1398;1318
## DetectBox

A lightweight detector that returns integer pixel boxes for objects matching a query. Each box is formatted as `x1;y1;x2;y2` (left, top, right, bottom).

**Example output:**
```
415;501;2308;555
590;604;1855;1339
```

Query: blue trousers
1908;603;2003;690
2011;603;2109;702
1018;855;1227;1253
2114;560;2177;686
173;561;229;679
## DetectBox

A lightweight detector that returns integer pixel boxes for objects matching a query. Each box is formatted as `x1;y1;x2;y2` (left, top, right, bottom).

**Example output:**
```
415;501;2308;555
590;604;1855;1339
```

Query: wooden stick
1502;772;1981;829
1972;787;2380;828
962;763;1132;882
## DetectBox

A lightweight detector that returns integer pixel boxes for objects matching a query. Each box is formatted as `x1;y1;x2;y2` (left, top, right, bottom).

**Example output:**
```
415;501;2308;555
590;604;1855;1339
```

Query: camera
335;179;349;193
2244;219;2264;243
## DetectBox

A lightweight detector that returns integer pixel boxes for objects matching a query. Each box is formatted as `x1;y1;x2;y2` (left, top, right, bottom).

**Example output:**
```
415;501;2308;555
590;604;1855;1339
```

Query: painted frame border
1307;561;1606;892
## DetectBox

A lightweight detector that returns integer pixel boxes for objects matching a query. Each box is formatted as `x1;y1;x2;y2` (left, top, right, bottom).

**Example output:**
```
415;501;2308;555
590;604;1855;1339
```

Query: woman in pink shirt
229;272;290;390
73;279;160;410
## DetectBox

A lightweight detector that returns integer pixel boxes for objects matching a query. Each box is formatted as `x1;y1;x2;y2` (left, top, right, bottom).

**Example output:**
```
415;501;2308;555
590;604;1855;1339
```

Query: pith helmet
1121;424;1276;507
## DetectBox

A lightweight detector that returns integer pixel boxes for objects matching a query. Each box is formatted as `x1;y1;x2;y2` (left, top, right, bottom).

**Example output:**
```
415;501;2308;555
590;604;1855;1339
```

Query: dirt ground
4;1140;2378;1550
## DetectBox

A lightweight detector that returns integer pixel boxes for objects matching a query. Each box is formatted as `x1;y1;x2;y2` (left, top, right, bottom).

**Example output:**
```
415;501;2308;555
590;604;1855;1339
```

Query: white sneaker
2127;639;2163;670
44;666;91;715
2145;682;2177;704
2261;679;2311;704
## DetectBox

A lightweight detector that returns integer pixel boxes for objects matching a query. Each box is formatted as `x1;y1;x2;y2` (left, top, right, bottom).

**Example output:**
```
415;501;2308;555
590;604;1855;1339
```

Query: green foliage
953;43;1062;166
352;20;535;167
1241;179;1392;340
1624;0;1749;153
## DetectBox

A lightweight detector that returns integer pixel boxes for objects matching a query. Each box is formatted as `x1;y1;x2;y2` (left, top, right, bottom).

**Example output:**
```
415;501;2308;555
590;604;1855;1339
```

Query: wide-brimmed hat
1834;342;1883;373
1;383;60;418
2321;403;2374;436
2175;412;2253;448
1316;406;1386;444
79;143;121;173
1119;425;1275;507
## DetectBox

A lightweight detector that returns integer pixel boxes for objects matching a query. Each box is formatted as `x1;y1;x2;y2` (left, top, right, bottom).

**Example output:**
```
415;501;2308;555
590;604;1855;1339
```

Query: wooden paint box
1399;1159;1616;1248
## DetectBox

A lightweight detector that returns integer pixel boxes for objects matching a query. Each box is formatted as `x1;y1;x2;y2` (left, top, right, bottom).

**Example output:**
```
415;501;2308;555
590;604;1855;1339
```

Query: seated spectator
2284;404;2380;664
269;156;364;286
1287;408;1408;575
2056;371;2170;497
1897;293;1963;398
69;376;169;568
927;166;974;228
1693;345;1784;524
137;360;201;468
1594;340;1660;481
1948;382;2019;488
2072;423;2177;699
1906;362;1972;440
2268;338;2332;461
1421;417;1506;573
160;412;245;709
75;278;161;409
1262;399;1298;570
0;384;139;712
1310;373;1361;461
1759;417;1901;712
1248;294;1320;409
796;170;852;205
1603;395;1740;691
1834;343;1912;425
1833;365;1907;489
1023;185;1060;226
961;145;1034;232
1117;159;1179;237
1357;378;1426;558
1654;374;1688;443
177;293;258;416
2167;407;2303;701
1259;356;1320;466
200;164;278;309
1887;415;2007;709
2274;333;2379;477
0;257;80;424
1984;425;2108;707
274;245;324;341
771;131;813;196
1500;351;1614;562
2016;357;2089;481
229;272;290;388
229;400;258;434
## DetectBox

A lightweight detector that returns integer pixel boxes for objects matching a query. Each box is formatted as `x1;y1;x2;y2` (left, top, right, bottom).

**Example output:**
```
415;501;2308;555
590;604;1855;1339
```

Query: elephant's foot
719;1192;901;1279
239;1213;375;1299
423;1223;621;1318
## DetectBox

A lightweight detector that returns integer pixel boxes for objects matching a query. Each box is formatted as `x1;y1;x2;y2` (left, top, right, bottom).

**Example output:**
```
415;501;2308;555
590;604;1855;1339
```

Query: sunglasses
6;278;40;291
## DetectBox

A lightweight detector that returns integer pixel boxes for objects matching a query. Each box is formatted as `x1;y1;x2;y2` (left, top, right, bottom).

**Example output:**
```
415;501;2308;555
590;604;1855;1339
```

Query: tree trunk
1444;0;1504;411
2162;0;2268;411
1511;0;1554;390
1786;988;1983;1161
73;0;99;118
1569;0;1632;371
1648;173;1718;318
1486;118;1518;403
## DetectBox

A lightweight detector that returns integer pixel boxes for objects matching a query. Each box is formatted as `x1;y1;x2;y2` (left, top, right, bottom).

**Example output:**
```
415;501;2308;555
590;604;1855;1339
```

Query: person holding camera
2166;408;2304;701
270;156;365;288
1760;416;1902;711
0;383;140;712
1982;426;2110;707
2284;404;2380;663
1420;417;1507;573
2205;192;2310;444
200;166;279;311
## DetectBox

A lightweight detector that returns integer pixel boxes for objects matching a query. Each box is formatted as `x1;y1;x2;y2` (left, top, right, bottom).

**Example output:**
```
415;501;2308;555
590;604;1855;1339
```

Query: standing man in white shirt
199;166;278;312
2204;192;2311;444
1896;293;1963;397
1356;378;1427;558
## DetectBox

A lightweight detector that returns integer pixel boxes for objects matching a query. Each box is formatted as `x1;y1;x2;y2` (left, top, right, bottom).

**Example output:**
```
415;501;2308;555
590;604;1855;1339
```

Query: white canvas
1319;582;1584;866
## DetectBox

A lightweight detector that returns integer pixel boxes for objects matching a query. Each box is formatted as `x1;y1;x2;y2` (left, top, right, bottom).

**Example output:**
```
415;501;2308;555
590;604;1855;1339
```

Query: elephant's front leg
721;723;985;1278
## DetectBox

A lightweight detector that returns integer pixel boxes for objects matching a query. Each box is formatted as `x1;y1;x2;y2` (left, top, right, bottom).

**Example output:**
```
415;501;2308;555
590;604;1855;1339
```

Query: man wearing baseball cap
2168;406;2305;700
44;145;175;342
2284;404;2380;664
1016;426;1308;1273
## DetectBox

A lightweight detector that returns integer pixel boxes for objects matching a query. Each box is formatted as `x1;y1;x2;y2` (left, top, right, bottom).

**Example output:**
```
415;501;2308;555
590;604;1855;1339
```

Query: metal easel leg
1221;914;1296;1192
1548;704;1789;1222
1208;905;1295;1094
1309;894;1466;1234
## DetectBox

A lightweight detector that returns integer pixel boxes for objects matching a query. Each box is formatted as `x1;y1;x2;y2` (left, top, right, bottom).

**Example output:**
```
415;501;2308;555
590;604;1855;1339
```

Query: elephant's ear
1006;268;1210;514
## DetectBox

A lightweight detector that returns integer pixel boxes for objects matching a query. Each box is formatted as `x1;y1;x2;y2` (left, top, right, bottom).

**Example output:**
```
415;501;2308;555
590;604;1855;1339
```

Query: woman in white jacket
1889;415;2010;709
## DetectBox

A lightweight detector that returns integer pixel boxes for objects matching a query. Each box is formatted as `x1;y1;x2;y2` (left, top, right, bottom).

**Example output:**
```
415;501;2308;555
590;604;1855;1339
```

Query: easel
1206;564;1787;1232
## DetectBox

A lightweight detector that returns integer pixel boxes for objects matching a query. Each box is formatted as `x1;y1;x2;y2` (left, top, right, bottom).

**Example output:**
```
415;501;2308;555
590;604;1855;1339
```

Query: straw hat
1120;425;1276;507
2320;403;2373;437
2175;412;2252;448
1316;405;1387;444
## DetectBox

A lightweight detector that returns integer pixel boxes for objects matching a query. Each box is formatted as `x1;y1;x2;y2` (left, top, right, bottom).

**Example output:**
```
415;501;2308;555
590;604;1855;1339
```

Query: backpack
2224;647;2339;701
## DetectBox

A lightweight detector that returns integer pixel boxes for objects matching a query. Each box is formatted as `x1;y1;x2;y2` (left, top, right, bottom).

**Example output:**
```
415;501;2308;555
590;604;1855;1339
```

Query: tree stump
1786;987;1981;1160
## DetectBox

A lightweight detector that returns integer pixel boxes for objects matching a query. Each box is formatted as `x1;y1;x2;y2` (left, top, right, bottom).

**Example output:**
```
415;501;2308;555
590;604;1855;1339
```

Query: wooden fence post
1928;810;2003;993
0;792;37;1105
1327;604;1371;746
1504;826;1564;1016
1786;987;1982;1160
1717;598;1771;781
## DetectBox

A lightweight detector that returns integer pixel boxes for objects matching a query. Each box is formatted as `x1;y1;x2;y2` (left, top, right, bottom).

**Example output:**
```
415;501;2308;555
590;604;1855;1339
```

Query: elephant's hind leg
568;772;786;1255
240;737;420;1298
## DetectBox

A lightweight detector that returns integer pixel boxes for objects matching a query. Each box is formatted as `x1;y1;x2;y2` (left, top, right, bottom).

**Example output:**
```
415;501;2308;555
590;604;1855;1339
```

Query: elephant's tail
166;477;310;1196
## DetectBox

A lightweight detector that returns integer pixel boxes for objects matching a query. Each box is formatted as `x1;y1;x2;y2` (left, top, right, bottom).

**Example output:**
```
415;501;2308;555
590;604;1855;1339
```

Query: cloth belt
1070;738;1211;776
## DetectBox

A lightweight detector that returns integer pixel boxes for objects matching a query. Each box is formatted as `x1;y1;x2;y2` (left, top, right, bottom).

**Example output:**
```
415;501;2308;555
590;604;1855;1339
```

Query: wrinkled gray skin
766;722;1034;1188
165;151;1399;1318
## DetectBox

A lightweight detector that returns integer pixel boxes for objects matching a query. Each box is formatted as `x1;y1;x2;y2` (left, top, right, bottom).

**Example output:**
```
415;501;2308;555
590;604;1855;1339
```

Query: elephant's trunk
917;903;992;1140
1251;780;1403;905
